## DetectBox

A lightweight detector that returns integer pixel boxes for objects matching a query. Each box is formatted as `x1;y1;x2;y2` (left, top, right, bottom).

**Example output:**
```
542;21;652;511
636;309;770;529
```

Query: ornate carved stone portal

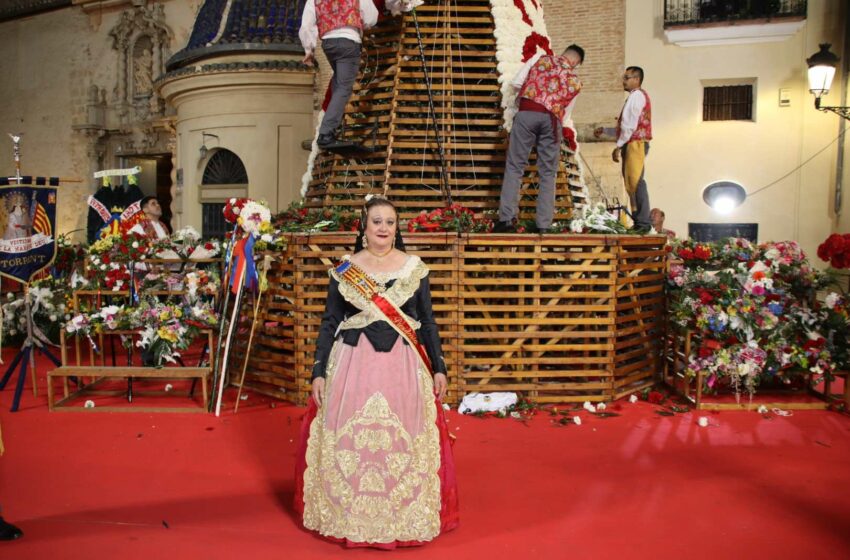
74;1;176;200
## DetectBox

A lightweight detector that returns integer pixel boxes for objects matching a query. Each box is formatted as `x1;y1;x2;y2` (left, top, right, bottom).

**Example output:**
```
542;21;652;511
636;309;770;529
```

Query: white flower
757;405;769;414
84;400;96;408
629;394;638;403
825;292;841;310
100;264;107;271
261;233;273;243
510;411;521;419
164;383;173;392
365;194;375;202
132;241;139;249
573;416;582;425
697;417;709;427
49;314;57;321
596;402;606;411
583;401;596;412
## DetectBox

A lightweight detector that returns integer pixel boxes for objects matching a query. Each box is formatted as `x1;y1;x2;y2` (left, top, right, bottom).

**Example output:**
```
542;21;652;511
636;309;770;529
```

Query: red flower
694;245;712;260
647;391;664;404
677;248;694;260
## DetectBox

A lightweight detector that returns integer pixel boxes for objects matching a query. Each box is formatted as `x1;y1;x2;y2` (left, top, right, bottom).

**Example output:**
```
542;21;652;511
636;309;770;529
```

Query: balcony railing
664;0;807;27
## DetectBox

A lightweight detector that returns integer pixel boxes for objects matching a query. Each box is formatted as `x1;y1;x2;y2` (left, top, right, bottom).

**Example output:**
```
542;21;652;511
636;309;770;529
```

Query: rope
411;5;453;205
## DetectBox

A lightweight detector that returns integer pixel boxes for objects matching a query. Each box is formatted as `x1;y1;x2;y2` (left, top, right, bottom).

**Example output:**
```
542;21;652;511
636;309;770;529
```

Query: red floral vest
617;88;653;143
518;55;581;121
316;0;363;37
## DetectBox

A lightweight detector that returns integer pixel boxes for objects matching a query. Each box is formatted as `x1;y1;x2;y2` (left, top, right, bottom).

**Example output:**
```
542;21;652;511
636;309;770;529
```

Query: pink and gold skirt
294;337;459;548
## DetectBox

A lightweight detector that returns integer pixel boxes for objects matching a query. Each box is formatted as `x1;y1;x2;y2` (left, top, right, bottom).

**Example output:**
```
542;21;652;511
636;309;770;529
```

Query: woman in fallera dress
294;196;459;548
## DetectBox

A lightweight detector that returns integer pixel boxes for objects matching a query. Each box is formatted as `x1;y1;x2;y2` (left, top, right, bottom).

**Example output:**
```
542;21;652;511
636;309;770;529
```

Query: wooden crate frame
613;237;667;399
458;234;617;403
249;233;668;405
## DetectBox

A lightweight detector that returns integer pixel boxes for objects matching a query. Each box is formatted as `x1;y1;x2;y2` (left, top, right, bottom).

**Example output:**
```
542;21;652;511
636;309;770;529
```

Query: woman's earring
391;235;396;250
362;234;368;248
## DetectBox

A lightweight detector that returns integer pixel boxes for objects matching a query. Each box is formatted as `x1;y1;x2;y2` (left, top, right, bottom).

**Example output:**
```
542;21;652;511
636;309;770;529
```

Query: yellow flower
157;326;178;343
175;309;183;318
159;311;170;321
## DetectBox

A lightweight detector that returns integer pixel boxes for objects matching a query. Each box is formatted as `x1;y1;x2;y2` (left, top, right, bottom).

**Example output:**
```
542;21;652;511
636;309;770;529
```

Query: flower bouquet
568;203;628;234
407;203;493;233
668;237;836;399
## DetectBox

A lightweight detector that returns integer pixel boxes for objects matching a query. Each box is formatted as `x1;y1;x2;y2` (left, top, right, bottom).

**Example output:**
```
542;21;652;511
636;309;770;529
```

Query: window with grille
200;149;248;239
703;85;753;121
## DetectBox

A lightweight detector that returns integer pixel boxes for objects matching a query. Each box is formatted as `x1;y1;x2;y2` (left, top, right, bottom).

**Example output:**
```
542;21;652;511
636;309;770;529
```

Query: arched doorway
200;149;249;238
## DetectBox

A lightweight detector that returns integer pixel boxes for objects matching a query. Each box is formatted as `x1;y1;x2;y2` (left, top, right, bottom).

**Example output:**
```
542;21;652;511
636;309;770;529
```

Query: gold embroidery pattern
354;429;392;452
335;450;359;478
359;467;387;493
302;343;442;544
387;453;411;480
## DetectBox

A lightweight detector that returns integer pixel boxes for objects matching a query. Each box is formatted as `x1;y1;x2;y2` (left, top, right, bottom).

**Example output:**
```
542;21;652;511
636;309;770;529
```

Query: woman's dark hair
354;196;406;252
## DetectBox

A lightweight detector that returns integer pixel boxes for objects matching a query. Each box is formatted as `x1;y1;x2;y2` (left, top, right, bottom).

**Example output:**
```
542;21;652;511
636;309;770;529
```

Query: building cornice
0;0;71;22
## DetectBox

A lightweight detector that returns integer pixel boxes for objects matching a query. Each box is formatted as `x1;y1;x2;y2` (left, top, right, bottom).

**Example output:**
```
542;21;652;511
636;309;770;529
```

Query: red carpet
1;349;849;559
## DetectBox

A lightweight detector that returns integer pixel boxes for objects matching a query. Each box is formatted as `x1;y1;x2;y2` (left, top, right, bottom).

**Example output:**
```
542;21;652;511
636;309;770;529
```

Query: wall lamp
806;43;848;119
199;132;219;160
703;181;747;214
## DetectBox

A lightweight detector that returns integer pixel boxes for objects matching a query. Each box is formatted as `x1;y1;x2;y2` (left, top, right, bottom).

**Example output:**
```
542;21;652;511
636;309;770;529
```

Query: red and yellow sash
335;260;434;376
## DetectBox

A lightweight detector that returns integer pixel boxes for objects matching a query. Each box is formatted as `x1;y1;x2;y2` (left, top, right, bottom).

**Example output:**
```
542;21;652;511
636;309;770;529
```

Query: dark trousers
320;38;362;137
498;110;562;229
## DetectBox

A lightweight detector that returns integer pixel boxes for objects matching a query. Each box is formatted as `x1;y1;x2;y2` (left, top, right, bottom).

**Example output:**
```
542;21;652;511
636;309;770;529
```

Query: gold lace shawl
332;255;429;332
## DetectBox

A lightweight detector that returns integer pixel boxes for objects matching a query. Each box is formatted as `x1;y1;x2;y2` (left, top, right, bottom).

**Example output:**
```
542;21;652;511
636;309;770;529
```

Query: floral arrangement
273;201;361;233
407;204;493;233
53;234;86;279
668;237;839;398
1;277;72;344
817;233;850;269
135;268;221;303
65;299;218;366
567;203;628;234
151;226;222;260
224;198;273;237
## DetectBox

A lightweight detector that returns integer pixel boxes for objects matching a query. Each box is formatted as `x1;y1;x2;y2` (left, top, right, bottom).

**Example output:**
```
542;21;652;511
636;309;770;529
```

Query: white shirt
129;219;169;240
512;52;579;127
299;0;379;55
616;88;648;148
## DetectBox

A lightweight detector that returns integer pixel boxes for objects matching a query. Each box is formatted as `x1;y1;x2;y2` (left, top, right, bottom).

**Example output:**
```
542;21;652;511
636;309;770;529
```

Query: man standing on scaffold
494;44;584;234
300;0;423;150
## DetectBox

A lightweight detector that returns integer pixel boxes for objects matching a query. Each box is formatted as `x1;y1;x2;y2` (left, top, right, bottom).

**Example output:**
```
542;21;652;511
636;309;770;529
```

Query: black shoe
0;517;23;541
492;221;515;233
316;133;336;148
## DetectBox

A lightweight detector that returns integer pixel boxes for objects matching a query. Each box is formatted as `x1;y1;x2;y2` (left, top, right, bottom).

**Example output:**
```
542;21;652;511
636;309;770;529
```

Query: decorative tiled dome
167;0;306;71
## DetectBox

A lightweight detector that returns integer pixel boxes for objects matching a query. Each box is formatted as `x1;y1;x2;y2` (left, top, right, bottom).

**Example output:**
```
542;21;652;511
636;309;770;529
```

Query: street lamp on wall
806;43;848;119
199;132;219;161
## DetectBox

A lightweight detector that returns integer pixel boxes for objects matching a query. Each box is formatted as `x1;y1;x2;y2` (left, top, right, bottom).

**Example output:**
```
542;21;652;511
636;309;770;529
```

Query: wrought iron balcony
664;0;807;27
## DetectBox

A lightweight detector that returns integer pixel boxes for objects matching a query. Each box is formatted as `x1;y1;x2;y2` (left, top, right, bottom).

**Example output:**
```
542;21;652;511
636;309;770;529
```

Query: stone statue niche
133;35;154;100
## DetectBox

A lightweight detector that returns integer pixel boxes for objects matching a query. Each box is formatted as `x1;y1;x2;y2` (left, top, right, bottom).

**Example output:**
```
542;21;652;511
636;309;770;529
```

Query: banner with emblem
0;178;58;283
